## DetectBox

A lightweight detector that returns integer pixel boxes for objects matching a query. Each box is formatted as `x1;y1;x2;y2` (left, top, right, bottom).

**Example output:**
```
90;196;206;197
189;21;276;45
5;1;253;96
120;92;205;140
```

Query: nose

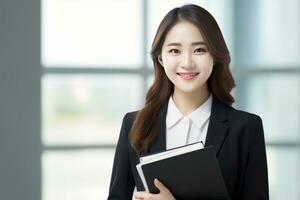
181;52;195;70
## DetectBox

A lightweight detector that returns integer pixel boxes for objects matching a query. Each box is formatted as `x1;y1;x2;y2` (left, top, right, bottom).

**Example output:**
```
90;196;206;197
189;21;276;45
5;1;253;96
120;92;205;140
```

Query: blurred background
0;0;299;199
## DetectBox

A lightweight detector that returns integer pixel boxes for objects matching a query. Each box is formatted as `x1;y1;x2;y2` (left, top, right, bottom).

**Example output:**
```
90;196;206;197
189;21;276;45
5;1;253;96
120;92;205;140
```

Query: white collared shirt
166;95;212;150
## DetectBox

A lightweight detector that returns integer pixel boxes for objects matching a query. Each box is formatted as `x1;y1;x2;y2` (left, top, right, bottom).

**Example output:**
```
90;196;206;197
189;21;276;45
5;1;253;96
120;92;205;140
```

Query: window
41;1;300;199
233;0;300;199
42;0;142;67
42;1;143;199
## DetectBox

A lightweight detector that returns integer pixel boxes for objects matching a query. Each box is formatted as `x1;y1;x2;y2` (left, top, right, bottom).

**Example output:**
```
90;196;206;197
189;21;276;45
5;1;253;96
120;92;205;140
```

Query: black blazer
108;97;269;200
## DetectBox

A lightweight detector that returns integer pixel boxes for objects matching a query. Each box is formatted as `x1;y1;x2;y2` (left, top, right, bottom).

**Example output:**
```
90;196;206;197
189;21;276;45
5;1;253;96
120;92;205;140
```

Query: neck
172;85;210;116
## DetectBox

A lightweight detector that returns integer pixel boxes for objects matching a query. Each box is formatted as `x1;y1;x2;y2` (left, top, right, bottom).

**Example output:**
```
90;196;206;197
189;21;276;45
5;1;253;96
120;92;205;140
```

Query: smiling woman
158;21;214;102
108;4;269;200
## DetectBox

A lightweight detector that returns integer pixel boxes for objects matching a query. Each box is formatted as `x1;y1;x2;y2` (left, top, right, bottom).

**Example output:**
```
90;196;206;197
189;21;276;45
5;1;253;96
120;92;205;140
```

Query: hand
133;179;176;200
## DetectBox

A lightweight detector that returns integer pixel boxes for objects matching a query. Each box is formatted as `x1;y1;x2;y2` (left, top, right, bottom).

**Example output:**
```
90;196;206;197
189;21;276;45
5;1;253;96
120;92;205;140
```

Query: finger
154;178;168;192
133;197;143;200
133;197;144;200
134;191;149;199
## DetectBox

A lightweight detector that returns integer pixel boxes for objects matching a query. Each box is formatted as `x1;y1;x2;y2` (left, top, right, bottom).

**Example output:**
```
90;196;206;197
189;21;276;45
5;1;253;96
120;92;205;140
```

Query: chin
175;87;201;94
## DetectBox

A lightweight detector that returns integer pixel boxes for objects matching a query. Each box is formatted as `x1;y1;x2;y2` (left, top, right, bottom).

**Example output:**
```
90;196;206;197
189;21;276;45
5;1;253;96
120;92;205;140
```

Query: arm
241;116;269;199
108;113;135;200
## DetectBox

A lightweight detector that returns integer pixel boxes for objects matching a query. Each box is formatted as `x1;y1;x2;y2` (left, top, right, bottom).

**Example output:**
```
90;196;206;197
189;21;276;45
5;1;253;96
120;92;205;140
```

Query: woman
108;4;268;200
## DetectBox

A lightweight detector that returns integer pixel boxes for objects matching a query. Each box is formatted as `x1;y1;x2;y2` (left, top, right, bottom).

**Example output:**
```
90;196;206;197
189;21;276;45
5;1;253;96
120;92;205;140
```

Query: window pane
42;149;114;200
147;0;234;66
267;147;300;200
42;0;142;67
42;75;142;145
240;0;300;67
243;74;300;142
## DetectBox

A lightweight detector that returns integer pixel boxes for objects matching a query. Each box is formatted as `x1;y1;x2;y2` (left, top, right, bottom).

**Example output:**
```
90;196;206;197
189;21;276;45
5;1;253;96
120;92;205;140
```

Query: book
136;142;229;199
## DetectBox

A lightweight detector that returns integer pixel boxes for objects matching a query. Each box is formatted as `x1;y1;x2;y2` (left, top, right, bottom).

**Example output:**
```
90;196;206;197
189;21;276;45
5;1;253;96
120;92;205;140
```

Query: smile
177;72;199;80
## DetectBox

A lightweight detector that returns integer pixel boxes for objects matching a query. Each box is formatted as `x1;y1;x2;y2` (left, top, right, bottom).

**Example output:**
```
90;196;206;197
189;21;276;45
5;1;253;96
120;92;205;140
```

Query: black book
136;142;229;199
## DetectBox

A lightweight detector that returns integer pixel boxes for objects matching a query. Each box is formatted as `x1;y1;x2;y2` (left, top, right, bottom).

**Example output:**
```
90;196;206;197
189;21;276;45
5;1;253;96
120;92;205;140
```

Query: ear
158;55;164;67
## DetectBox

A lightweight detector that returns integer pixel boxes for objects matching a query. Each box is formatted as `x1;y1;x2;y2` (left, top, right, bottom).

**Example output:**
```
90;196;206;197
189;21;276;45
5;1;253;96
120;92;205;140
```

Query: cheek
163;67;176;80
162;57;179;72
163;64;178;83
199;58;214;74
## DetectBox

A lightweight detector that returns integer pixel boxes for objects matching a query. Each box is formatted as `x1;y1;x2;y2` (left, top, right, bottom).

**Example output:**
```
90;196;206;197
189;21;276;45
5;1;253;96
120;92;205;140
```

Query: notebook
136;142;229;199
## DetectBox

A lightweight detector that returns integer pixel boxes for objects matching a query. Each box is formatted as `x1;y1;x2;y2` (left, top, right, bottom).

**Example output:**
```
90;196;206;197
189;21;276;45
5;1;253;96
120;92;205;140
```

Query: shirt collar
166;94;213;129
188;94;212;129
166;96;183;129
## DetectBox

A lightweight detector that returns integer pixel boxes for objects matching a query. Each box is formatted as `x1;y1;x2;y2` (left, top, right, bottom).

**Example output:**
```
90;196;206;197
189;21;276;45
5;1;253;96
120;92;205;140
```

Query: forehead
163;21;205;45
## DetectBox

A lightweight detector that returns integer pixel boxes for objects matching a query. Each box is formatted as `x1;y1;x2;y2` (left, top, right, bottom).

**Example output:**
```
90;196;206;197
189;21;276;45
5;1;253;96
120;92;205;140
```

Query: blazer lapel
205;96;229;156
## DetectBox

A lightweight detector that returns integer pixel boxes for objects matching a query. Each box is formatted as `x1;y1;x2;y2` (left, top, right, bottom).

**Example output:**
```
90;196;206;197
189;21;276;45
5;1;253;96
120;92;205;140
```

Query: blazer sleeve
241;116;269;199
108;113;135;200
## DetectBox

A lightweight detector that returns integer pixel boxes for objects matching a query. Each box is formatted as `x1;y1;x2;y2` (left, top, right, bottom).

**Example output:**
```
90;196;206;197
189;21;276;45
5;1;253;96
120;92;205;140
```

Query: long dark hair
130;4;235;154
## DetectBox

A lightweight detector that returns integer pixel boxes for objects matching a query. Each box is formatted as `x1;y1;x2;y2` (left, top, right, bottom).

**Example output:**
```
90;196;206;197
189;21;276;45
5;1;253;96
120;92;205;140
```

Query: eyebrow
166;41;206;46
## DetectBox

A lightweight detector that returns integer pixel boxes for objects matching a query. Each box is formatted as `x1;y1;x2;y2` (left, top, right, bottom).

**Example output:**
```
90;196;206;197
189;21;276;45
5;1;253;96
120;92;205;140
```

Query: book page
139;142;204;164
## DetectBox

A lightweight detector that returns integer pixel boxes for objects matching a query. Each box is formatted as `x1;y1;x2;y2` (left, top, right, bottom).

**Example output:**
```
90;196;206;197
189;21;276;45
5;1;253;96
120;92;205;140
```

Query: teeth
178;73;198;77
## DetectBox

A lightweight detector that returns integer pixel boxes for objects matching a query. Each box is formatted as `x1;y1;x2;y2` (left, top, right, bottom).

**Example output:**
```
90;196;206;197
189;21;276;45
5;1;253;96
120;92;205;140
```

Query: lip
177;72;199;80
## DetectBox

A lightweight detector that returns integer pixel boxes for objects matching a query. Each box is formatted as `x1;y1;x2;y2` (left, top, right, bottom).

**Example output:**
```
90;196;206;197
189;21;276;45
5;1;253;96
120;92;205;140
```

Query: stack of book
136;142;229;199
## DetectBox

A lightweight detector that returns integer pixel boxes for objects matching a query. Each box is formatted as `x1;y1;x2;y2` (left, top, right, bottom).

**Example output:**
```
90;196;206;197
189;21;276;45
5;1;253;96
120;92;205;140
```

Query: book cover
136;144;229;199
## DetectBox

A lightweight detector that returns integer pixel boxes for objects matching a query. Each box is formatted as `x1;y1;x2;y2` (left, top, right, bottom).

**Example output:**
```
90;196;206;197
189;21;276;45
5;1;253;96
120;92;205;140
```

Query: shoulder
211;95;264;132
223;105;264;141
227;106;262;125
123;110;138;123
121;110;139;131
218;104;265;147
211;97;261;125
213;97;262;126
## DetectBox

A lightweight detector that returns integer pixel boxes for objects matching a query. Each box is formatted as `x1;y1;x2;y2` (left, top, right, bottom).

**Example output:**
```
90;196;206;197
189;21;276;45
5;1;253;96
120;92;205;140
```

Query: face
159;21;214;95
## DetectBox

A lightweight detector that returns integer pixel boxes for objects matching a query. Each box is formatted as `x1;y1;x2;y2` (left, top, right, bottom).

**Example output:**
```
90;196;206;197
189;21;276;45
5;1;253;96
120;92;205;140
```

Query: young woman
108;4;268;200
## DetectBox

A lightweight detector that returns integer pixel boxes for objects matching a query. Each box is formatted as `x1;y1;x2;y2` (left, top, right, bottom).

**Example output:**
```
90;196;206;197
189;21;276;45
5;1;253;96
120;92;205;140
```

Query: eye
194;48;207;54
169;49;180;54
